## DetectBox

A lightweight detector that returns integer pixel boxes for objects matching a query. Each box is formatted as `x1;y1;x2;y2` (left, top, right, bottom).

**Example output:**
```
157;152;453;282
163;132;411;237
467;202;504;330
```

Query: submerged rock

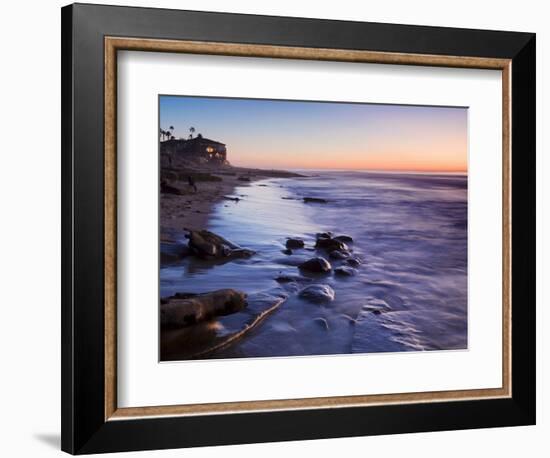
361;297;393;314
186;229;255;260
345;257;362;267
275;274;311;284
316;232;332;240
282;248;292;255
298;257;332;273
315;237;348;252
334;235;353;243
161;289;247;328
335;266;357;277
303;197;328;204
286;238;305;249
299;284;335;303
329;250;350;260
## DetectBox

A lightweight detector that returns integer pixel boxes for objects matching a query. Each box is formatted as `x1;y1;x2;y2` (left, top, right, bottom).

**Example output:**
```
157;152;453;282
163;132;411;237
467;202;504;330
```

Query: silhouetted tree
189;126;195;139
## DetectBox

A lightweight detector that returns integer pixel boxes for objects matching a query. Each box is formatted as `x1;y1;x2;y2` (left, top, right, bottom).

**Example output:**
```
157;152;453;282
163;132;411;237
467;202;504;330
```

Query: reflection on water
160;171;468;359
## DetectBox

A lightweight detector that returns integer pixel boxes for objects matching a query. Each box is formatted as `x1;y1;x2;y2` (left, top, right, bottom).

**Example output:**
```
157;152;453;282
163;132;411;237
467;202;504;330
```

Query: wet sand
160;166;303;240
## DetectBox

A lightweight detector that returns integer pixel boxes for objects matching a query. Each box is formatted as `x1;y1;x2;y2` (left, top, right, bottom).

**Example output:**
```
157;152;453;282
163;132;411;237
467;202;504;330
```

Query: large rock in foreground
298;257;332;273
186;229;255;259
161;289;288;360
161;289;247;328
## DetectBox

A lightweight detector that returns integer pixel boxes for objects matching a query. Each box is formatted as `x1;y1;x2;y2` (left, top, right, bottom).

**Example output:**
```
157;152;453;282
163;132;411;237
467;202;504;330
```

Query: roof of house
184;136;226;146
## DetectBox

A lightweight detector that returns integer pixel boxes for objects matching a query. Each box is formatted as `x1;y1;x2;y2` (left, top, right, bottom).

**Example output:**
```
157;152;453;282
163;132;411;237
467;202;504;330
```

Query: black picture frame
61;3;536;454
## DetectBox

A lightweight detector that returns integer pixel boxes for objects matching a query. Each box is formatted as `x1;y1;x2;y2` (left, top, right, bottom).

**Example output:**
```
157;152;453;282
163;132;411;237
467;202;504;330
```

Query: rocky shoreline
160;223;363;360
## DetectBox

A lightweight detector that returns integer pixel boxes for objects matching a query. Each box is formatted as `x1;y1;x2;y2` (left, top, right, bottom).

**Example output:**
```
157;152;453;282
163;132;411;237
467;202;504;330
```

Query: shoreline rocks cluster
274;232;363;304
159;205;365;355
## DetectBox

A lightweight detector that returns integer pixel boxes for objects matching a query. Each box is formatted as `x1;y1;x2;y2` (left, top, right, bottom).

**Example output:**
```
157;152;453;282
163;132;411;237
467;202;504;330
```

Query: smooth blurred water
160;171;468;358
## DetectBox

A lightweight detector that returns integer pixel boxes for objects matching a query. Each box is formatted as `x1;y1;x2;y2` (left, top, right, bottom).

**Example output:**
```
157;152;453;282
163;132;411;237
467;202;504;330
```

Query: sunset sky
160;95;468;172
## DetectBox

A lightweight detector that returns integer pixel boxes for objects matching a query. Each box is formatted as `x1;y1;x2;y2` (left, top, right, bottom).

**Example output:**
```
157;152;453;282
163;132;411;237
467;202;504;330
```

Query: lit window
206;146;214;153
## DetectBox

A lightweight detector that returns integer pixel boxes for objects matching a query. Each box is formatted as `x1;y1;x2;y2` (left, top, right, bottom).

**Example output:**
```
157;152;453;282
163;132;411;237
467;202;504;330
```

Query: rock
230;248;256;258
186;229;254;259
161;289;288;360
282;248;292;255
345;257;362;267
273;255;310;267
238;176;251;182
315;237;348;252
298;257;332;273
361;298;392;313
316;232;332;240
160;289;247;328
275;274;311;284
329;250;350;260
286;238;305;249
303;197;328;204
334;235;353;243
223;195;240;202
299;284;335;303
335;266;357;276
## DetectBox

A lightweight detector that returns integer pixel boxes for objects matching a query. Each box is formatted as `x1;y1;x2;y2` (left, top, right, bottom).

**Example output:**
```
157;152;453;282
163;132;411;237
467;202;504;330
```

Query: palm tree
169;126;174;139
189;126;195;139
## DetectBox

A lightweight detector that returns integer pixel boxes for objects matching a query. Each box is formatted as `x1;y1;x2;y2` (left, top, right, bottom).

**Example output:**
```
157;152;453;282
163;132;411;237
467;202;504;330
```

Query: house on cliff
161;134;227;166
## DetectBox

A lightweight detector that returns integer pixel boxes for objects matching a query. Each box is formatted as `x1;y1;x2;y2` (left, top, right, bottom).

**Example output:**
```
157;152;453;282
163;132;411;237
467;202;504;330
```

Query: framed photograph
61;3;536;454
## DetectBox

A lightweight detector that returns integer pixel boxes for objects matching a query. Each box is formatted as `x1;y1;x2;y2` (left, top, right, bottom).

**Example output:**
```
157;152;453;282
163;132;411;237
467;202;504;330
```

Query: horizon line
232;164;468;174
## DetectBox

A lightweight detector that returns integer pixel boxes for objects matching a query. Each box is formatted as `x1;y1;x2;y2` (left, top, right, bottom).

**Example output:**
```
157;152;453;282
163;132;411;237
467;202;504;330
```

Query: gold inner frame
104;37;512;421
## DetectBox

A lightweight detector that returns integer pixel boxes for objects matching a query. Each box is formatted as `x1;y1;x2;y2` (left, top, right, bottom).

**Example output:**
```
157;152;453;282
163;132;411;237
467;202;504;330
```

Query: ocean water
160;171;468;359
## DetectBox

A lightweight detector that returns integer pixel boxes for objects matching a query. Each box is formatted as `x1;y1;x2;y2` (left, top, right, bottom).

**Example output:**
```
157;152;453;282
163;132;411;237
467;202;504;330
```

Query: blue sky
160;95;467;171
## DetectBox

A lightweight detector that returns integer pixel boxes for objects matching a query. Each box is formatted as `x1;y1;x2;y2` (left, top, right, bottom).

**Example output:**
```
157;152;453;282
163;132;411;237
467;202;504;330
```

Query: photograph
159;95;469;361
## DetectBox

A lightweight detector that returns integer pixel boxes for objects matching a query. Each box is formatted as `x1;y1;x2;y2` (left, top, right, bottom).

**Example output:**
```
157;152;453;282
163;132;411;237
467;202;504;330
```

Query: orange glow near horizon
161;96;468;173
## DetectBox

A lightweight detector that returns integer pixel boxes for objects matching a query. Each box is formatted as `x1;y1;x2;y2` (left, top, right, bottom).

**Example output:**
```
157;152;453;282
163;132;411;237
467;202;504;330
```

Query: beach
160;169;468;361
160;165;302;239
